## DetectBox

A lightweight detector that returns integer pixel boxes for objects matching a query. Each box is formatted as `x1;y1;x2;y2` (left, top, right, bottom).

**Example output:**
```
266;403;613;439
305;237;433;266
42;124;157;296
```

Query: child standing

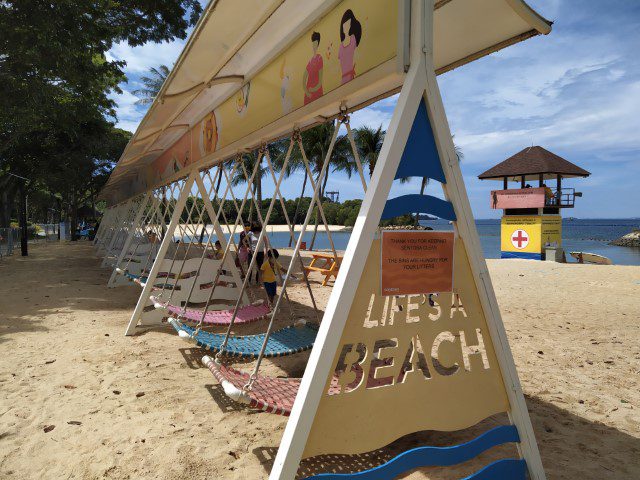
261;249;284;305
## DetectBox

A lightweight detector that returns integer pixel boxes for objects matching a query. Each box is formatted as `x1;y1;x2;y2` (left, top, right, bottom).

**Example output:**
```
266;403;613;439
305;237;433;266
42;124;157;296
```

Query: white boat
570;251;613;265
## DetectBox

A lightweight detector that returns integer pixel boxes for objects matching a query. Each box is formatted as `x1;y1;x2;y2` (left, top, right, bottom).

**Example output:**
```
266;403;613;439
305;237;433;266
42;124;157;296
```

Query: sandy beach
185;224;352;235
0;242;638;479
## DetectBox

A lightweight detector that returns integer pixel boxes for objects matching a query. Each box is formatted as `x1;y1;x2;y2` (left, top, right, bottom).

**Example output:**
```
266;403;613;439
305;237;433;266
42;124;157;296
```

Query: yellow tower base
501;215;562;260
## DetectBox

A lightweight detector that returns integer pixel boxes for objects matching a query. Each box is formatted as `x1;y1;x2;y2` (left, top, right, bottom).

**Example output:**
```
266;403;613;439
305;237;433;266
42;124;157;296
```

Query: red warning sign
381;230;454;296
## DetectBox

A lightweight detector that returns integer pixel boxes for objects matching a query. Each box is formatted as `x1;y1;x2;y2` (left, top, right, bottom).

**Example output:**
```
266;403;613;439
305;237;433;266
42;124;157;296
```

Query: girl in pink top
304;31;324;105
339;9;362;84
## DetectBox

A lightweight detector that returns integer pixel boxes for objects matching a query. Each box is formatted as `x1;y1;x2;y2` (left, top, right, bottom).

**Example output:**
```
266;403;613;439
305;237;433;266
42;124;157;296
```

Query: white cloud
107;39;185;74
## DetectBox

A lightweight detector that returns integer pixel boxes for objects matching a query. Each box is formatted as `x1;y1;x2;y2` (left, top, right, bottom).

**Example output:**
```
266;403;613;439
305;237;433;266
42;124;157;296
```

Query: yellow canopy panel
102;0;550;204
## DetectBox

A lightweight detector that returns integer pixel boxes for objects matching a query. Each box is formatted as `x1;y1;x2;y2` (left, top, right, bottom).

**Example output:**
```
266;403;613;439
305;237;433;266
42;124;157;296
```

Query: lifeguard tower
479;146;590;260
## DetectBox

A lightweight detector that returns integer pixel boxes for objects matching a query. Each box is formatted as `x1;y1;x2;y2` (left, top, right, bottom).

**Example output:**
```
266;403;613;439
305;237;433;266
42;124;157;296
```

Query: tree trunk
309;169;330;250
70;189;79;241
416;177;429;225
91;187;96;222
257;175;263;220
0;181;17;228
18;181;28;256
369;155;375;178
289;169;308;247
248;183;255;224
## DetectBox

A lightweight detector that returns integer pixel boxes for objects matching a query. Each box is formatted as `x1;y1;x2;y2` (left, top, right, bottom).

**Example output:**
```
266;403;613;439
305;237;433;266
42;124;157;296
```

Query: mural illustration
279;58;293;114
303;31;324;105
338;9;362;84
235;82;251;116
200;111;218;156
141;0;395;189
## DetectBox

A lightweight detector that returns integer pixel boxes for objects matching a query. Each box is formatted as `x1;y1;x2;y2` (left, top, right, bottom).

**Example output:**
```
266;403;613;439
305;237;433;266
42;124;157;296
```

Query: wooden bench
303;252;342;286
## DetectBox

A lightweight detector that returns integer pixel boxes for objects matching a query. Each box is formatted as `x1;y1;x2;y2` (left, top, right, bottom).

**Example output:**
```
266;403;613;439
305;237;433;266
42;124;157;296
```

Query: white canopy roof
102;0;550;203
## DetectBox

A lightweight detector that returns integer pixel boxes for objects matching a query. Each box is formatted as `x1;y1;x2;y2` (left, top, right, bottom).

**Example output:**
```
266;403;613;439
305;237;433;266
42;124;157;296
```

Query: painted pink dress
304;54;324;105
339;34;357;84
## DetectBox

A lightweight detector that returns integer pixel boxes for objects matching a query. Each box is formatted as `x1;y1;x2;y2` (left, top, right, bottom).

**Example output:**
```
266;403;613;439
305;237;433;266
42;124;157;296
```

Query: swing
205;118;362;413
157;299;271;326
112;187;170;285
170;139;322;357
169;317;318;358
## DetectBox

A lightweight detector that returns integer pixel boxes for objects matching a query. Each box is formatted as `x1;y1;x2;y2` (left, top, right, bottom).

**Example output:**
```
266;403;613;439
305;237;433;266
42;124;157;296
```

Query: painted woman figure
303;31;323;105
338;9;362;84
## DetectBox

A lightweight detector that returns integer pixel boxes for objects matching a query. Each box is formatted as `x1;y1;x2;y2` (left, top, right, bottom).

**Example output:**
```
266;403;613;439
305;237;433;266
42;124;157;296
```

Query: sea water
184;219;640;266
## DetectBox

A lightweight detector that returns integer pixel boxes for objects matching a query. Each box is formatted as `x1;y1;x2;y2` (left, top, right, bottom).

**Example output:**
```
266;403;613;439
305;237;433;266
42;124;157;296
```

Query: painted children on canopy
338;9;362;84
303;31;324;105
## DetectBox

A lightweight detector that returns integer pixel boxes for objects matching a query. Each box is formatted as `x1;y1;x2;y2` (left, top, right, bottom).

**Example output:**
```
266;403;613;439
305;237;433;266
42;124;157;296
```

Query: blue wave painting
303;425;524;480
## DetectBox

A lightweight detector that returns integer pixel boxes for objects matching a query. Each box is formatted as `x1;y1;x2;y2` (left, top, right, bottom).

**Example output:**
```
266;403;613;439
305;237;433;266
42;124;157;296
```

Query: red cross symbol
511;229;529;249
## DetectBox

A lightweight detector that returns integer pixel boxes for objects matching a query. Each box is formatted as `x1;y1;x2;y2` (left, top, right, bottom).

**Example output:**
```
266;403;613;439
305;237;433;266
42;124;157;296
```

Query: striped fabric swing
155;298;271;326
206;118;358;415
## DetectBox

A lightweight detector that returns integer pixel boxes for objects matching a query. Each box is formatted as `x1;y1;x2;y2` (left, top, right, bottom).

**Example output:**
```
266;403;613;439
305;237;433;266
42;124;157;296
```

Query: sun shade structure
478;146;591;181
100;0;551;205
94;1;555;479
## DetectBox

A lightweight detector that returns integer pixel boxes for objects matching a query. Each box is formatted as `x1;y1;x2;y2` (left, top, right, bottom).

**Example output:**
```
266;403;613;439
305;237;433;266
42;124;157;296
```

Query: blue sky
108;0;640;219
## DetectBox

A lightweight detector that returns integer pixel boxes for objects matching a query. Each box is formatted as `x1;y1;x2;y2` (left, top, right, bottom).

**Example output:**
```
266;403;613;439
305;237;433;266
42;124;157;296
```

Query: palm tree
230;144;286;225
281;122;351;249
415;139;464;224
132;65;170;105
353;125;385;178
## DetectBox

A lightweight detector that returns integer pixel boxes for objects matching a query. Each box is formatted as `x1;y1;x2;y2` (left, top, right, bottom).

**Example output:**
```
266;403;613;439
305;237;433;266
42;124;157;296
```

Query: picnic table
303;252;342;286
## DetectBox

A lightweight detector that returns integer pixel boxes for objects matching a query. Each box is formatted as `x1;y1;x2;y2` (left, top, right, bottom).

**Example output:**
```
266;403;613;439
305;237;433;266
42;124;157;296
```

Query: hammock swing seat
168;317;319;358
153;297;272;326
203;356;341;416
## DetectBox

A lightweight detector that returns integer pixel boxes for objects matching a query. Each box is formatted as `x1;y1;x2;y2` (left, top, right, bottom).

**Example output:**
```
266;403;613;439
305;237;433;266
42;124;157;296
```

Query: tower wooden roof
478;146;590;181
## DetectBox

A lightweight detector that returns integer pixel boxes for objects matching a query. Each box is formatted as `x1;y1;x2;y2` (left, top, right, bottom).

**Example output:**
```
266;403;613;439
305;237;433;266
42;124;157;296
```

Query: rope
164;176;212;301
239;146;295;316
262;135;320;321
156;180;198;298
295;133;338;261
216;138;296;358
244;120;341;391
179;160;240;318
343;116;368;193
192;154;263;335
121;191;161;273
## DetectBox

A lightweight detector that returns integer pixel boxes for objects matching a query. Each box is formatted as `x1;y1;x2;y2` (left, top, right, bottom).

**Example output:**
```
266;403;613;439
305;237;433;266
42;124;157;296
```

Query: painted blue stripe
395;100;446;183
501;251;542;260
304;425;520;479
462;459;527;480
381;194;456;221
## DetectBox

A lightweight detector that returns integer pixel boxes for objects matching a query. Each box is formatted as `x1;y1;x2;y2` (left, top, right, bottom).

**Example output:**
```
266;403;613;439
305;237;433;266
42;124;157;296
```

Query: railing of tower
548;188;578;207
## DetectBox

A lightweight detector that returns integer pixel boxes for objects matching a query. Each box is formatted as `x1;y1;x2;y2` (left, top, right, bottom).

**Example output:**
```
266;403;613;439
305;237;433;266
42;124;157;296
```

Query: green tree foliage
0;0;202;229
